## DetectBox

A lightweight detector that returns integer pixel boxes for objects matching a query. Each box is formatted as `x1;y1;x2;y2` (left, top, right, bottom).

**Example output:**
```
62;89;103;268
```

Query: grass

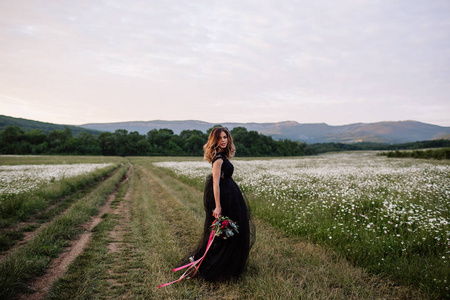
0;162;129;299
0;154;125;224
154;153;449;299
0;163;120;222
46;156;425;299
242;159;449;299
0;155;124;166
0;163;124;252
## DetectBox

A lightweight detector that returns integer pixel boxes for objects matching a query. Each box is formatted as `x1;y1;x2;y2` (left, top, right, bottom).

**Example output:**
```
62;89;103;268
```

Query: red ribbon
158;230;216;288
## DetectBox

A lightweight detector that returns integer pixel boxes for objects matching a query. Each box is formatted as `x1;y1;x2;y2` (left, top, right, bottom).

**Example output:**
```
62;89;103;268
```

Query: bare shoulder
212;157;223;167
212;154;224;165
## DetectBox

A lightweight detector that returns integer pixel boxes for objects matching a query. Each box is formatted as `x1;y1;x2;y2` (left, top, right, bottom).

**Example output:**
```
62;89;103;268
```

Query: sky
0;0;449;126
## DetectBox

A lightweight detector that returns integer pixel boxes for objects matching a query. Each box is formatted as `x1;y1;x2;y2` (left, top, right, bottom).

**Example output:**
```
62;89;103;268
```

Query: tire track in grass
0;165;123;261
44;169;134;300
19;164;133;300
96;172;135;298
0;164;122;256
18;164;133;300
0;164;131;300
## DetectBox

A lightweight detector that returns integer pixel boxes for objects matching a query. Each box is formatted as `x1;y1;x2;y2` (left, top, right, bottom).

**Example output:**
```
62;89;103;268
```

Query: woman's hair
203;127;236;163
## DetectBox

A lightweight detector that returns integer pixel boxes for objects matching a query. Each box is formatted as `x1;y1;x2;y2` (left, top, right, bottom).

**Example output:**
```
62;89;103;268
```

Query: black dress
188;153;254;281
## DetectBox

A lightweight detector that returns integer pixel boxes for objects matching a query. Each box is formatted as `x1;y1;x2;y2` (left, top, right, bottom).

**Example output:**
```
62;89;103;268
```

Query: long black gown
187;153;254;281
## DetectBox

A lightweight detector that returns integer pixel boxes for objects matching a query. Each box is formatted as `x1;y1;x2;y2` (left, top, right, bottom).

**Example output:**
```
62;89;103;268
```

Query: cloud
0;0;449;126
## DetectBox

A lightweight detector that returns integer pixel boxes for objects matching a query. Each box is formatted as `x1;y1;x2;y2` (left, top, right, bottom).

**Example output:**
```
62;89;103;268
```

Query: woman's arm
212;158;223;219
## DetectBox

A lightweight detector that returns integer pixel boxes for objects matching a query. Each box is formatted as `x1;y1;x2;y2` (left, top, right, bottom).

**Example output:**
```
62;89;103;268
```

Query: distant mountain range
80;119;450;144
0;115;101;136
1;115;449;144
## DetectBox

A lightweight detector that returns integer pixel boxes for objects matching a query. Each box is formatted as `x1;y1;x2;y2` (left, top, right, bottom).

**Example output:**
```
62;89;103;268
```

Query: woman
187;127;254;281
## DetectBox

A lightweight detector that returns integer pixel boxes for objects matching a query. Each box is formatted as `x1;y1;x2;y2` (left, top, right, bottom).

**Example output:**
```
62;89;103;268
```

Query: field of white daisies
0;155;123;233
155;152;450;297
0;163;113;195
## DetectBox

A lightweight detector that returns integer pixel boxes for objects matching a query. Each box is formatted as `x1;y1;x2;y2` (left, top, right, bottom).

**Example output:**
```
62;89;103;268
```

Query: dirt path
17;164;133;300
0;166;123;260
101;184;134;298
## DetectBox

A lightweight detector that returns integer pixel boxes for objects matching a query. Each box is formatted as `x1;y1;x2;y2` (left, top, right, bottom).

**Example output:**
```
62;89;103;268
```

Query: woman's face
218;131;228;149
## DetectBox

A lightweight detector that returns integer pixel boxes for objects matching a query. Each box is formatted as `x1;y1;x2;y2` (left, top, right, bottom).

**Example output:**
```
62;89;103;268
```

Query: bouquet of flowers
211;216;239;239
158;216;239;288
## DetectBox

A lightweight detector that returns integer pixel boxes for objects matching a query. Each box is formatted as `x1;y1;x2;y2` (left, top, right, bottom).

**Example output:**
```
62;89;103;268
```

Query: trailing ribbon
158;230;215;288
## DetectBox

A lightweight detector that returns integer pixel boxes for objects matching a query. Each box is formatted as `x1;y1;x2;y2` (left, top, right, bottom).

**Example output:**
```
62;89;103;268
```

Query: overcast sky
1;0;449;126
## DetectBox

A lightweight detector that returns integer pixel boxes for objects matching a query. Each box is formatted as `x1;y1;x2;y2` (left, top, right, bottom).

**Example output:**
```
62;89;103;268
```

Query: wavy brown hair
203;127;236;163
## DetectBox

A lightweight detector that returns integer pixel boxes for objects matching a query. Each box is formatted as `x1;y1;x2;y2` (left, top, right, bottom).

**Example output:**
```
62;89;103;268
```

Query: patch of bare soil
18;164;133;300
103;187;134;290
105;194;131;254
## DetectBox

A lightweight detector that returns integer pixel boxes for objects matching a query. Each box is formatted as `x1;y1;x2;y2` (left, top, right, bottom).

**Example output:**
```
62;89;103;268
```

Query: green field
0;153;448;299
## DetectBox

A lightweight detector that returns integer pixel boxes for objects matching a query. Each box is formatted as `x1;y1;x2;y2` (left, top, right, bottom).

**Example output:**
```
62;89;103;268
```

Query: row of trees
2;125;449;157
380;148;450;160
0;125;307;157
307;139;450;154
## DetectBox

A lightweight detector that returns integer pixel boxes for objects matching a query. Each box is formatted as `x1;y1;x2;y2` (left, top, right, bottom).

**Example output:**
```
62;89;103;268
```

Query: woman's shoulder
212;153;225;164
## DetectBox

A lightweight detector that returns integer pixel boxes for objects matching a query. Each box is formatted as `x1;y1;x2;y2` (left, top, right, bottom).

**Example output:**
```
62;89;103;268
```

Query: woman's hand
213;206;222;219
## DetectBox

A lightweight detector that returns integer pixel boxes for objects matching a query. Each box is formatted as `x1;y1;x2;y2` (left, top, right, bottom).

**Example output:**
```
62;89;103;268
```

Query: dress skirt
188;174;253;281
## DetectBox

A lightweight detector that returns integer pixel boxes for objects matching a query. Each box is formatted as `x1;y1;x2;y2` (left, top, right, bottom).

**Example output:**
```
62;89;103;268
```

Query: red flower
210;216;239;240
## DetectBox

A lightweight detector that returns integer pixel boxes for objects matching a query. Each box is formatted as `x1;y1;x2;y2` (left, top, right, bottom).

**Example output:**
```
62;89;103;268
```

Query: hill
1;115;449;144
80;119;450;144
0;115;101;136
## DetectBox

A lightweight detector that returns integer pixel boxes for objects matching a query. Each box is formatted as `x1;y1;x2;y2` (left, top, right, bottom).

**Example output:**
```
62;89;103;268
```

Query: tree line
306;139;450;154
379;148;450;160
0;125;307;157
2;125;449;157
